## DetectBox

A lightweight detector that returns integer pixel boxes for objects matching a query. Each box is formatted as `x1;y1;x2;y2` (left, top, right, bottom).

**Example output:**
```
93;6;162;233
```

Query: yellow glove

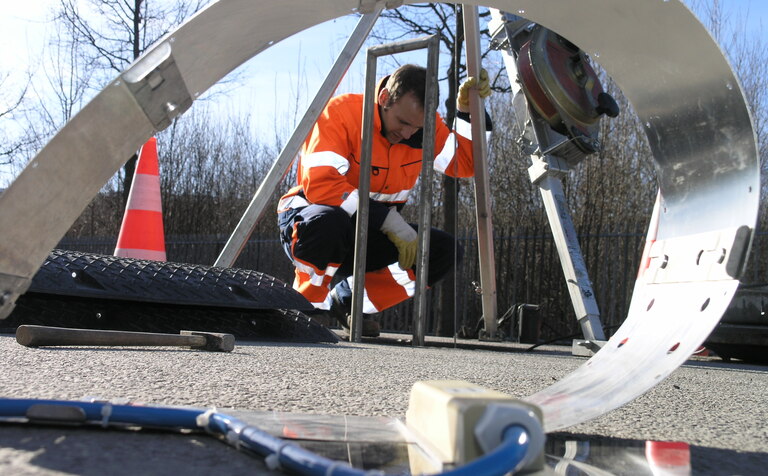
384;231;417;270
381;208;418;270
457;68;492;113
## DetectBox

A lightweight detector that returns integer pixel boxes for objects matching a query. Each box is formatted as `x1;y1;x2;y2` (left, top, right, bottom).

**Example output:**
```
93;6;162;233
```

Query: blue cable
438;425;530;476
0;398;532;476
206;413;530;476
0;398;200;428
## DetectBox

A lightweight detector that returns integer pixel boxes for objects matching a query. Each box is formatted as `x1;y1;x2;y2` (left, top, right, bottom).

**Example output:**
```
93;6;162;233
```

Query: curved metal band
0;0;758;431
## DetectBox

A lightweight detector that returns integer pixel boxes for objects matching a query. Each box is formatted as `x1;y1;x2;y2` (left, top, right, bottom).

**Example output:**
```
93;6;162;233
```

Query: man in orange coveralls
278;64;491;336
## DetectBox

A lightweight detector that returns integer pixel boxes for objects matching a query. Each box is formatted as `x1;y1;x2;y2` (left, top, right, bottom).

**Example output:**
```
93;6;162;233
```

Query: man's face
378;89;425;145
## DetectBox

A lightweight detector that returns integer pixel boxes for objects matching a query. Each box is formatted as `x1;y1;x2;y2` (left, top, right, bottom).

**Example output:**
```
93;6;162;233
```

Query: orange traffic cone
114;137;167;261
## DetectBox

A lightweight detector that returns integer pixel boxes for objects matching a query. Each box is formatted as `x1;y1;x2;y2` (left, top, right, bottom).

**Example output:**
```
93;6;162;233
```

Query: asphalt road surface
1;332;766;475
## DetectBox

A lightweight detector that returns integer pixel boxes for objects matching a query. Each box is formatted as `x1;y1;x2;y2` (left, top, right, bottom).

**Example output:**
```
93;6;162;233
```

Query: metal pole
462;5;498;339
349;36;440;343
213;10;381;268
351;51;379;342
412;36;440;347
537;173;605;341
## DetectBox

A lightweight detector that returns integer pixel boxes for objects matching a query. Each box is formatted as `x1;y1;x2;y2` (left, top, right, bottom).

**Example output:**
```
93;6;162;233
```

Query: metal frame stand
353;36;440;344
211;16;443;345
212;8;528;346
489;10;606;353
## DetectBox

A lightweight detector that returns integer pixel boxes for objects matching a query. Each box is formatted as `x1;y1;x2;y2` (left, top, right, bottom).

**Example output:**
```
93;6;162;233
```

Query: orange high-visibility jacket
277;91;481;226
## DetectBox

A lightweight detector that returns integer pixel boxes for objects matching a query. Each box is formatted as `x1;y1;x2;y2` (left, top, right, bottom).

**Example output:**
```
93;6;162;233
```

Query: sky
1;0;766;170
0;2;393;145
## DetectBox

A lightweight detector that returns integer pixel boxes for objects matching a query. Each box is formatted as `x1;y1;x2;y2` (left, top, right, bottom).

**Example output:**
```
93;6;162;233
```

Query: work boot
329;288;380;337
337;315;381;337
339;314;381;338
303;309;335;328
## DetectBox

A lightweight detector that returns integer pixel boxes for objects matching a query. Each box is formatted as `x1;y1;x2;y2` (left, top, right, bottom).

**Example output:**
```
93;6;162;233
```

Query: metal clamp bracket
121;42;192;132
527;154;569;184
488;12;534;54
358;0;402;14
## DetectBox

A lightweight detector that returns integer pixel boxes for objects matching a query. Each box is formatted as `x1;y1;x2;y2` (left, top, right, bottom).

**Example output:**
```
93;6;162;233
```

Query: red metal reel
517;27;606;136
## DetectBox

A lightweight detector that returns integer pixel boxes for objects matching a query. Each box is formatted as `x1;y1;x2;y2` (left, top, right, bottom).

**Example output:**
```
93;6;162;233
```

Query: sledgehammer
16;325;235;352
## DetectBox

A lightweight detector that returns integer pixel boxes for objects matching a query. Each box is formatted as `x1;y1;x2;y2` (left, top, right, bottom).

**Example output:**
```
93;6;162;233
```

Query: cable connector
100;403;113;428
195;408;217;430
264;442;290;471
474;403;546;471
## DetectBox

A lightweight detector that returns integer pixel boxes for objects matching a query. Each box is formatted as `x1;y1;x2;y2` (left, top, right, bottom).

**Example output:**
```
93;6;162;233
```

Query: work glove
380;208;418;270
457;68;492;113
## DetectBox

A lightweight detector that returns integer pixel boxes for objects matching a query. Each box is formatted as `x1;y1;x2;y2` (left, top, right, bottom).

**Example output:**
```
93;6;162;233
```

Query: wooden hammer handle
16;325;206;348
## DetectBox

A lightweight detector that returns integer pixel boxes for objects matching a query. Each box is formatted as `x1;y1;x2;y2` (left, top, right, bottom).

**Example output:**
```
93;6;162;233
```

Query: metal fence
57;227;768;343
375;224;648;342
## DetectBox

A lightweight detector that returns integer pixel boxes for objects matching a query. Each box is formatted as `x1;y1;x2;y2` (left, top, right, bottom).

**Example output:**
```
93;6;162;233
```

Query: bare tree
19;13;95;156
0;72;33;164
52;0;206;201
66;105;279;243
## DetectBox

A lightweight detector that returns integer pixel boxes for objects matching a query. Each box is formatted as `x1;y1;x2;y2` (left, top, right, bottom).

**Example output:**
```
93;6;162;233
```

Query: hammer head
180;330;235;352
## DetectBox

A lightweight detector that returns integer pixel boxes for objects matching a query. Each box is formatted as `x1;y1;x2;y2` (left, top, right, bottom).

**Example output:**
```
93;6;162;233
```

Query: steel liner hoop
0;0;758;431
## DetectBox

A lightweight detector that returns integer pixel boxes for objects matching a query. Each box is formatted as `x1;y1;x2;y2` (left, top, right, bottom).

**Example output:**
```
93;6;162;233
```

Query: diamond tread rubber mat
1;250;337;343
28;249;312;310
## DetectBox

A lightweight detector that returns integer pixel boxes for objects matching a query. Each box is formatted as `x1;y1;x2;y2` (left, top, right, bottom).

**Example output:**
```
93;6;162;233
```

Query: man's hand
457;68;492;113
380;208;418;270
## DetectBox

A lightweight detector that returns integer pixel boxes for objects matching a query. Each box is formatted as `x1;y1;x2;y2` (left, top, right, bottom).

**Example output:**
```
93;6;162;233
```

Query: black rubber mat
0;250;337;343
2;294;337;343
29;249;312;311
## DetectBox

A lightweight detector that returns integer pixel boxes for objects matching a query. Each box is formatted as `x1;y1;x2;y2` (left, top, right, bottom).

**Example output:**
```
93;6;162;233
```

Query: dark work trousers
278;204;462;310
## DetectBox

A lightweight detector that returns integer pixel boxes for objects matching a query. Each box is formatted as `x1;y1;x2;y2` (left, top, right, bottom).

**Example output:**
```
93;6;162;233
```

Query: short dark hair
383;64;428;108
